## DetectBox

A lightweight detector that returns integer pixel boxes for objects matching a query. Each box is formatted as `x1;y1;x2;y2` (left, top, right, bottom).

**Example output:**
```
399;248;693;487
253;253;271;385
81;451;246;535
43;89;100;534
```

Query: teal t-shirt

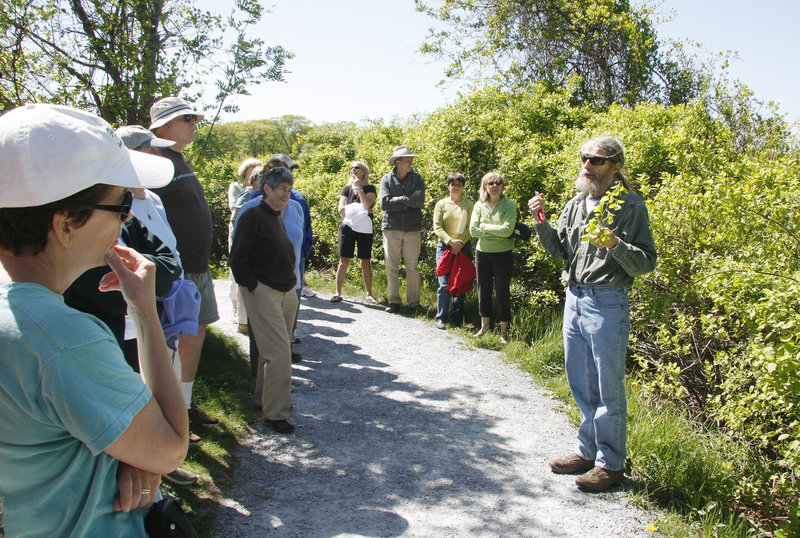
0;282;152;537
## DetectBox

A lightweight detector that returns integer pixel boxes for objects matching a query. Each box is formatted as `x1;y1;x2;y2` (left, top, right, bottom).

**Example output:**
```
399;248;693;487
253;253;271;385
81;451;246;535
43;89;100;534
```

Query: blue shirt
282;199;304;290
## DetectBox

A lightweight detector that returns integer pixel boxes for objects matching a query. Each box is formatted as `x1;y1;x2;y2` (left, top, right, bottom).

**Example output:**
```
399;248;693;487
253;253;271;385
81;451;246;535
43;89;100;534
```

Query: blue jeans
435;241;472;323
563;284;630;471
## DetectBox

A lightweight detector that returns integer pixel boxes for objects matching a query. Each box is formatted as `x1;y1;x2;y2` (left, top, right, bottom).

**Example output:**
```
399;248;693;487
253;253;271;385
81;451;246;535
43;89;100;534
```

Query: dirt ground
210;280;654;537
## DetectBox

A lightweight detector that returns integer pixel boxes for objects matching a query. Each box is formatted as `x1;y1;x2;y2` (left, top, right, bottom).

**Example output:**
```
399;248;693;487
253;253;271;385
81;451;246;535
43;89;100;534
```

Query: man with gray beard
528;136;656;492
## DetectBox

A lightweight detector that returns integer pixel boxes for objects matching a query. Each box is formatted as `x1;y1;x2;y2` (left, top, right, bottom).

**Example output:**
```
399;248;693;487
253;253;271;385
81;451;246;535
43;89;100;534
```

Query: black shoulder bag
145;498;198;538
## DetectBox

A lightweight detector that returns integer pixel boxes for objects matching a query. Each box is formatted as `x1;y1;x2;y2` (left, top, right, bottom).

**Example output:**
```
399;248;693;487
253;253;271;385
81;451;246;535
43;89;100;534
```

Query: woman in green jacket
469;171;516;344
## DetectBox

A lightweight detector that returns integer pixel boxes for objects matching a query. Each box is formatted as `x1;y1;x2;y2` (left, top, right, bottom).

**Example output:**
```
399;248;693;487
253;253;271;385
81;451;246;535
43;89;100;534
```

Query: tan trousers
382;229;421;307
240;283;298;420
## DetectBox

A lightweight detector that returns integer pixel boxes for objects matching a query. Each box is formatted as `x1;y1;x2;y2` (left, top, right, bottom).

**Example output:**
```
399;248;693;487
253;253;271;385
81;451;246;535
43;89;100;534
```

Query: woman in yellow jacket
433;173;474;329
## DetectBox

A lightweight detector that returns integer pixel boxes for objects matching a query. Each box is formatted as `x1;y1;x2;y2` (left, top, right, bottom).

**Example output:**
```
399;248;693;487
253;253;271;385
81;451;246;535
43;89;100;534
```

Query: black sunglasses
487;180;504;186
182;114;198;123
581;154;611;166
89;190;133;222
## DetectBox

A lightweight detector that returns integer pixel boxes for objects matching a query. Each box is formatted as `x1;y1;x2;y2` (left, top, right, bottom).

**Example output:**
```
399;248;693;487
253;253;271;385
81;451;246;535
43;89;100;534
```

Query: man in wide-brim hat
379;145;426;313
148;96;220;441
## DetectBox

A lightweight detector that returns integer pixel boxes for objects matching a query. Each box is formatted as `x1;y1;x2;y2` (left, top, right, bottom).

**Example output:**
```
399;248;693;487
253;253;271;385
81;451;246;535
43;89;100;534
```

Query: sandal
330;295;342;303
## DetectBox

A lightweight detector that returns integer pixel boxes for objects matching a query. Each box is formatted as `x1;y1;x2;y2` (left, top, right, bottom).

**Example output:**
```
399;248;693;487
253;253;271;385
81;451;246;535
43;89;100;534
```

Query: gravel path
210;280;654;537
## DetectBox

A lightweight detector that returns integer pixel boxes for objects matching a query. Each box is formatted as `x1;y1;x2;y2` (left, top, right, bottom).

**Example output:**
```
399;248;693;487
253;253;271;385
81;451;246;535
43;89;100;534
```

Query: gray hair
259;166;294;191
581;136;630;190
238;157;262;181
247;165;264;187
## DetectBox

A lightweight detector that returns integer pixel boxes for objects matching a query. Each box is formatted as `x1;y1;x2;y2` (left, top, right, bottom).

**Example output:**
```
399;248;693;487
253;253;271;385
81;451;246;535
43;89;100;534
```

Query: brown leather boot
575;466;624;492
549;453;595;474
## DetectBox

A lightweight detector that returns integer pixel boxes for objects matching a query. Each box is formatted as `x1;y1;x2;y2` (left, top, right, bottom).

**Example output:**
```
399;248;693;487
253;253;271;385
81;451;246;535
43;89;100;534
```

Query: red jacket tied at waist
436;249;476;298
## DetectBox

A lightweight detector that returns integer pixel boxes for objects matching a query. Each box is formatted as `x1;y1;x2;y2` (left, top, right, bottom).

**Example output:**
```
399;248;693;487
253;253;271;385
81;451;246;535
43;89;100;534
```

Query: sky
208;0;800;126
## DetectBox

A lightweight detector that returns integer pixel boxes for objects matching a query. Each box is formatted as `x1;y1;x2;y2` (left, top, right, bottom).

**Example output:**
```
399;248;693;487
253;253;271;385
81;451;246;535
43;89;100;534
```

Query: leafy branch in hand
582;181;627;244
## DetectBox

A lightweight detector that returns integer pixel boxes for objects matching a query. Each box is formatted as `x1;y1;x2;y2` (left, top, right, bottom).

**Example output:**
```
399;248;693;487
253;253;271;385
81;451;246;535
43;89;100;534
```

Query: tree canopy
415;0;705;106
0;0;291;125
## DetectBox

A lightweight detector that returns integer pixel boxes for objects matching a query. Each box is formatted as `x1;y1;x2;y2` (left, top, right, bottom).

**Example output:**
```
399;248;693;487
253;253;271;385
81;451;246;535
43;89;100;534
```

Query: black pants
475;249;513;322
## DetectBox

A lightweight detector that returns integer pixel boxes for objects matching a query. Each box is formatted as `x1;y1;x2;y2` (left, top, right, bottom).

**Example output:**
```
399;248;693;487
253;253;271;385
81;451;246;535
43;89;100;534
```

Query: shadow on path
211;288;650;537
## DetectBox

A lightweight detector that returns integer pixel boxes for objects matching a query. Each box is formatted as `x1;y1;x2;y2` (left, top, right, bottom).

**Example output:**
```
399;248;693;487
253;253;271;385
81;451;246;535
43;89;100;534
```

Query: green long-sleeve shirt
469;196;516;253
534;189;657;287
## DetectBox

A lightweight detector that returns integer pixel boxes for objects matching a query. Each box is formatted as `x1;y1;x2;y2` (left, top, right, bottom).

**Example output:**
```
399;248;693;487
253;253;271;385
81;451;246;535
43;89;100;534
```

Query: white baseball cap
0;104;174;208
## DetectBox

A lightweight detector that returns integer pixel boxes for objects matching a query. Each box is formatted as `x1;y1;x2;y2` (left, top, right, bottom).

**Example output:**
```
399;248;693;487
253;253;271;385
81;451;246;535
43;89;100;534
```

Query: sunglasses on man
581;154;615;166
89;190;133;222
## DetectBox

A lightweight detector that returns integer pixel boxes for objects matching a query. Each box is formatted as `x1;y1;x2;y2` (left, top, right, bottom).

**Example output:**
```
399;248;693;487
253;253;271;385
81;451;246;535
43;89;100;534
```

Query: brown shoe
264;418;295;434
575;466;624;492
385;303;400;313
549;453;595;474
189;405;219;425
163;467;198;487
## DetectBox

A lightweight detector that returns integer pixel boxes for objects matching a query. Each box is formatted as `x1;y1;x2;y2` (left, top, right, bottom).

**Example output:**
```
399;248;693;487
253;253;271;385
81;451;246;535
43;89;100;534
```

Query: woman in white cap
0;104;189;536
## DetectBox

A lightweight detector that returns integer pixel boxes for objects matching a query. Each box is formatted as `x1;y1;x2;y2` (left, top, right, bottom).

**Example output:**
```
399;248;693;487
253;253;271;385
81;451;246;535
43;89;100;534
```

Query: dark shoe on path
330;295;342;303
385;303;400;313
575;466;624;492
264;418;295;434
549;453;595;474
189;405;219;425
435;319;446;330
291;351;303;363
163;467;198;487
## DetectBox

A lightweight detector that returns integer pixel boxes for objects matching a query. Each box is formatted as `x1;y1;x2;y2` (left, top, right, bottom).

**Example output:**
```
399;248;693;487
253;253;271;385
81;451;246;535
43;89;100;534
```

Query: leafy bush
188;83;800;531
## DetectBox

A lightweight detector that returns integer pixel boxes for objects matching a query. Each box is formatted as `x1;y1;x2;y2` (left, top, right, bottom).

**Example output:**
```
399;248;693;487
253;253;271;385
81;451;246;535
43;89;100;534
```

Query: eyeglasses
89;190;133;222
181;114;198;123
487;180;504;187
450;183;464;188
581;154;612;166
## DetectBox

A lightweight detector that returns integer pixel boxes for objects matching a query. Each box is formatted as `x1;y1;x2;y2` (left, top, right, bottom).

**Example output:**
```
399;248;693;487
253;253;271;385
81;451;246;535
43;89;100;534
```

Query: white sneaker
301;285;316;297
364;295;376;304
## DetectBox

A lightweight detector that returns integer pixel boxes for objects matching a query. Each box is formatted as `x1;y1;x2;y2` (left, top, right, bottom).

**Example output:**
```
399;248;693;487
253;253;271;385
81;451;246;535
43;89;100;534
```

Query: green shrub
191;82;800;532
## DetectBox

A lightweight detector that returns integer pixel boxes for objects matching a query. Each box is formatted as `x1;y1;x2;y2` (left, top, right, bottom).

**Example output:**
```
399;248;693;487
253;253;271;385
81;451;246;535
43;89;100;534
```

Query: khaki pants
240;283;298;420
382;229;421;307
